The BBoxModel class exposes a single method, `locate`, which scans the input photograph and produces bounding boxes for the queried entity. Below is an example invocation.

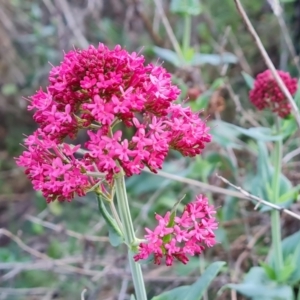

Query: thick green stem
[114,172,147,300]
[182,13,192,57]
[271,117,283,275]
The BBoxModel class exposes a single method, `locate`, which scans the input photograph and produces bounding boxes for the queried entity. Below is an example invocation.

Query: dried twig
[0,228,109,278]
[25,214,109,243]
[0,228,49,260]
[217,174,300,221]
[0,257,111,282]
[267,0,300,74]
[133,0,164,46]
[233,0,300,128]
[229,30,252,75]
[152,0,184,61]
[143,168,248,199]
[283,147,300,163]
[57,0,89,48]
[0,288,53,296]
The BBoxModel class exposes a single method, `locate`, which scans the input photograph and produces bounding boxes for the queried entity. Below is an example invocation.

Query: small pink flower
[134,194,218,266]
[16,130,91,203]
[249,69,298,118]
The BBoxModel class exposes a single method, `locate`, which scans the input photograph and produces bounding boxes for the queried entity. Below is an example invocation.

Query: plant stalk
[114,171,147,300]
[183,13,192,57]
[271,117,283,275]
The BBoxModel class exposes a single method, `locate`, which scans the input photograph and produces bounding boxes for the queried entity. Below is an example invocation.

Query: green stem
[271,117,283,275]
[182,13,192,57]
[114,172,147,300]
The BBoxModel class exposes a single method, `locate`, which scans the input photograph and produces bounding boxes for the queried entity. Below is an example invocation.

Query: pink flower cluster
[249,69,298,118]
[16,44,211,202]
[134,194,218,266]
[18,129,93,201]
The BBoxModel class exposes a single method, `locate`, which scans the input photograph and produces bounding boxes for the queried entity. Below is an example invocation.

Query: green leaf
[210,77,226,89]
[183,47,195,62]
[152,47,181,66]
[170,194,186,216]
[260,261,276,280]
[190,93,210,111]
[47,240,63,259]
[228,124,283,141]
[191,52,237,66]
[281,117,297,139]
[222,196,239,221]
[31,223,44,235]
[209,121,243,149]
[206,152,236,177]
[277,255,296,283]
[278,185,300,205]
[130,295,136,300]
[126,171,170,195]
[269,230,300,285]
[174,256,199,276]
[190,156,216,181]
[225,267,294,300]
[1,83,18,96]
[241,71,254,89]
[183,261,226,300]
[152,286,190,300]
[227,283,294,299]
[162,196,185,244]
[0,248,17,262]
[48,201,63,216]
[108,225,123,247]
[170,0,202,15]
[246,142,294,211]
[97,195,123,247]
[215,227,229,250]
[211,121,283,142]
[294,79,300,107]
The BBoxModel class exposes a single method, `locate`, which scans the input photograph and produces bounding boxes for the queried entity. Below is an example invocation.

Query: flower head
[249,69,297,118]
[16,44,211,202]
[134,194,218,266]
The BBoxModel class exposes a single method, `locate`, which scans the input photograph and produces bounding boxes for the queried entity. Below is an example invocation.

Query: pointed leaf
[97,195,123,247]
[191,52,237,66]
[225,267,294,299]
[269,230,300,284]
[242,71,254,89]
[227,283,294,299]
[259,261,276,280]
[152,286,190,300]
[183,261,226,300]
[152,47,181,66]
[294,78,300,107]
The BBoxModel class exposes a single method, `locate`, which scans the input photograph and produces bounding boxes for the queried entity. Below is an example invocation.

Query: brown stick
[217,174,300,221]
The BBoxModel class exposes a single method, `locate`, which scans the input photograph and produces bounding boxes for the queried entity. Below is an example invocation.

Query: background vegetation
[1,0,300,299]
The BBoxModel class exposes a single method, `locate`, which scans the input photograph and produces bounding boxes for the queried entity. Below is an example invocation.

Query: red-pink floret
[16,44,211,202]
[249,69,298,118]
[134,194,218,266]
